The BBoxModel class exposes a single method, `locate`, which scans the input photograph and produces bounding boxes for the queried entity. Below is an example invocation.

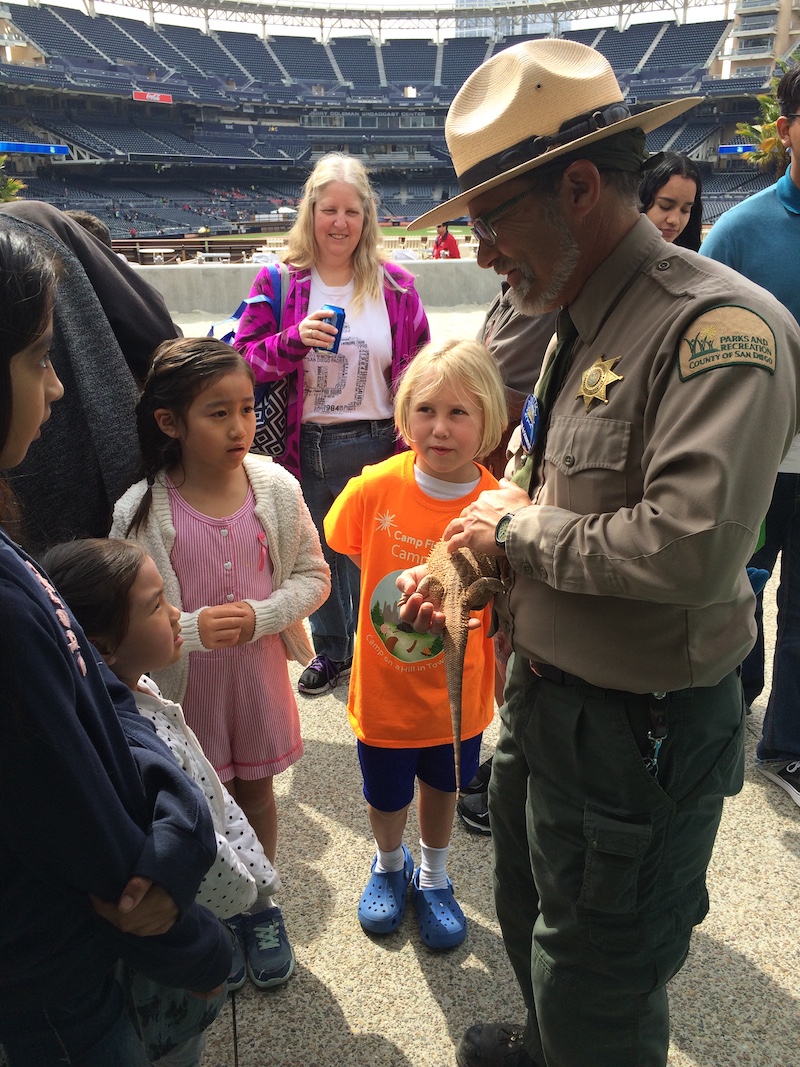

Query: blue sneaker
[224,915,247,992]
[242,905,295,989]
[413,867,467,950]
[357,844,414,934]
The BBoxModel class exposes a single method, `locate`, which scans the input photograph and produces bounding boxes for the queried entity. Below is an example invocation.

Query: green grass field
[200,224,472,242]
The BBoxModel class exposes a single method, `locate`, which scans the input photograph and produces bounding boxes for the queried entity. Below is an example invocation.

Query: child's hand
[396,565,445,635]
[232,601,256,645]
[198,604,250,648]
[90,876,178,936]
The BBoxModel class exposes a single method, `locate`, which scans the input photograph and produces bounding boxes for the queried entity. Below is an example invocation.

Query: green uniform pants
[489,655,745,1067]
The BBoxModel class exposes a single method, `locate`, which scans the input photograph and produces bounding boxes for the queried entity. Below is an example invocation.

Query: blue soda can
[321,304,345,353]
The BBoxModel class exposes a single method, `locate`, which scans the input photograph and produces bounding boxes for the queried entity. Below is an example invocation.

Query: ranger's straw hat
[410,38,701,229]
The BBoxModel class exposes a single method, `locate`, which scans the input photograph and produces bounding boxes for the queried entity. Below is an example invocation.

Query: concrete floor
[201,595,798,1067]
[170,309,799,1067]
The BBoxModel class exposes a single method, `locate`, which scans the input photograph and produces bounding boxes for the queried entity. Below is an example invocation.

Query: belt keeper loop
[644,691,669,779]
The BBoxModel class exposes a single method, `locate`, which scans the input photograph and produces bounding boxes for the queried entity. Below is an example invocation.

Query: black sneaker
[757,760,800,807]
[462,755,493,795]
[456,1023,538,1067]
[297,654,352,696]
[458,791,491,835]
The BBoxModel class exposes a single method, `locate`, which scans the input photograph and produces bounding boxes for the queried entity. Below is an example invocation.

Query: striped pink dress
[168,482,303,783]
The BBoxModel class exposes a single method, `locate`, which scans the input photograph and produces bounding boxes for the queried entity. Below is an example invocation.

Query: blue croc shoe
[413,867,467,950]
[357,844,414,934]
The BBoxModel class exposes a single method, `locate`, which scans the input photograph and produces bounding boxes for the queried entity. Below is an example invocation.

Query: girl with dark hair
[0,232,231,1065]
[639,151,703,251]
[42,537,283,1054]
[111,335,329,991]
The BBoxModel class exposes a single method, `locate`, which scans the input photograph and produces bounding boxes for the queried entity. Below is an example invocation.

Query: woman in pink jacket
[235,154,430,697]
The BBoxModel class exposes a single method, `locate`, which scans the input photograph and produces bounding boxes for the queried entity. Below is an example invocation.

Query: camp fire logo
[678,306,776,381]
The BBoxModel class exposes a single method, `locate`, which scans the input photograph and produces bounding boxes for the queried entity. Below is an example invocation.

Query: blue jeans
[300,419,396,662]
[0,974,149,1067]
[741,473,800,762]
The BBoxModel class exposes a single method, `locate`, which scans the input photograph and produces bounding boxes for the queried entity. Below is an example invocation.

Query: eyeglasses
[470,187,538,246]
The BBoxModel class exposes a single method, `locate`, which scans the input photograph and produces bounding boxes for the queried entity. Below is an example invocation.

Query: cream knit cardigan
[110,454,330,705]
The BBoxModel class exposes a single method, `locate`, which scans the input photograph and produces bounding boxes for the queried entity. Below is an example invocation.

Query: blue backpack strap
[207,262,287,345]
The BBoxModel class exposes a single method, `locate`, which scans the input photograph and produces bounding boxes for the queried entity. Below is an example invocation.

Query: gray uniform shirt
[499,216,800,692]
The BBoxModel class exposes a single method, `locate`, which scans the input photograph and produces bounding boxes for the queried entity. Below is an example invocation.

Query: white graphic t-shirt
[302,270,393,424]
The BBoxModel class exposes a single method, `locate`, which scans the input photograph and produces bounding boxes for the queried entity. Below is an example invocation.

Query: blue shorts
[358,734,483,812]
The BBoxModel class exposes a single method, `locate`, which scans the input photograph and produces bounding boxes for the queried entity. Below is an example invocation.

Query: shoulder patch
[678,305,776,381]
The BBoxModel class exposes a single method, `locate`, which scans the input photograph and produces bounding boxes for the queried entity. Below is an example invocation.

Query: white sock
[248,893,275,914]
[374,842,406,874]
[418,840,449,890]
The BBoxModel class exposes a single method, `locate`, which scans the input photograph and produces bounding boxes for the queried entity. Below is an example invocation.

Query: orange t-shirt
[324,451,498,748]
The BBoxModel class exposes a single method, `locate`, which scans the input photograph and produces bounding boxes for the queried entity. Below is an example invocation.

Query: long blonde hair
[284,153,386,311]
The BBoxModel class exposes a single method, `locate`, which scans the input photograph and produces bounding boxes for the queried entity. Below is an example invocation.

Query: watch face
[495,513,512,545]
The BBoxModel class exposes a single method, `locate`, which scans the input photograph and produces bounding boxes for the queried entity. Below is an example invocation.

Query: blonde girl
[324,338,506,950]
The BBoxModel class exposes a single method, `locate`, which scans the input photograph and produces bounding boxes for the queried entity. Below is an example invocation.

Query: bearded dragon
[415,541,503,793]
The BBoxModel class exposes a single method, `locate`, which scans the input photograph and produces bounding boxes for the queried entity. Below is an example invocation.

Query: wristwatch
[494,511,515,549]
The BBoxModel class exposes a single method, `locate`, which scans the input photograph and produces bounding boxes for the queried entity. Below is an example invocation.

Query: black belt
[530,659,671,779]
[529,660,594,687]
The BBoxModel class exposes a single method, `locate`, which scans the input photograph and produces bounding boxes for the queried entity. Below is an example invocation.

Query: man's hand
[91,877,179,936]
[198,604,251,648]
[444,481,531,556]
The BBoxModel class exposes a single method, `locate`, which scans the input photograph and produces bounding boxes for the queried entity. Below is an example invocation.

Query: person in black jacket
[0,201,180,554]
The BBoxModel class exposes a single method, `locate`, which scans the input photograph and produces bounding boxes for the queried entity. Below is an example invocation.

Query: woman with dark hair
[0,228,230,1067]
[639,151,703,251]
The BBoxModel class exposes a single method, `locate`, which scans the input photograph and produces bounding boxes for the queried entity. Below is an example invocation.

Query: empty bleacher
[35,114,117,157]
[643,20,730,71]
[0,3,778,240]
[0,63,69,89]
[493,33,548,55]
[440,37,490,91]
[330,36,381,88]
[6,3,105,61]
[595,23,663,74]
[216,30,285,85]
[561,28,604,48]
[382,38,437,86]
[268,35,335,82]
[669,120,718,152]
[50,6,162,71]
[163,24,244,81]
[112,15,201,75]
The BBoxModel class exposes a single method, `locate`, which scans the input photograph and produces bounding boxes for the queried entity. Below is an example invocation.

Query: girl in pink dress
[112,337,330,990]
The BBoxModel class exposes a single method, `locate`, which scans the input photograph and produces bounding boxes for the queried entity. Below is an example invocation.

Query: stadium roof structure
[80,0,730,33]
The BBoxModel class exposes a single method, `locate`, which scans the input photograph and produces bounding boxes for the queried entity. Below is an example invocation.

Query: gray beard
[505,205,581,316]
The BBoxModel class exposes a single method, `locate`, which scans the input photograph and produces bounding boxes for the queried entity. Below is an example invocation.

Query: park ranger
[400,38,800,1067]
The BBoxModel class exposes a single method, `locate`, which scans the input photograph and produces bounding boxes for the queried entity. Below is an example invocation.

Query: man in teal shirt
[701,64,800,807]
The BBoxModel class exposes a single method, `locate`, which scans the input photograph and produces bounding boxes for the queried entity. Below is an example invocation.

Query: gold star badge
[577,356,623,411]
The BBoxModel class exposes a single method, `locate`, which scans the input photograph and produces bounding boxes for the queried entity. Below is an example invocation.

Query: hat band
[457,101,632,192]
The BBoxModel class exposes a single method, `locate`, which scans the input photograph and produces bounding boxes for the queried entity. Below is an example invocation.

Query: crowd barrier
[132,260,500,315]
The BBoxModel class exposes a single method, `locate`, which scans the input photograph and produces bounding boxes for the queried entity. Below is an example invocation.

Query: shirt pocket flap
[545,414,631,477]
